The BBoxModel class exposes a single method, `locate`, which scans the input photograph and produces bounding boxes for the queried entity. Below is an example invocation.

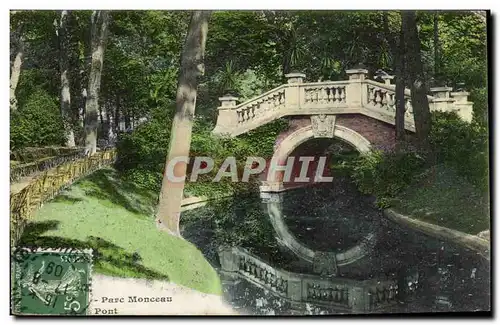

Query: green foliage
[10,90,66,150]
[429,111,489,190]
[116,100,288,196]
[122,169,163,192]
[351,149,426,201]
[391,164,489,234]
[115,106,172,173]
[470,87,488,127]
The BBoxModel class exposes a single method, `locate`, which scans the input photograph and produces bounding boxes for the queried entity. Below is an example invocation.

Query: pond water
[181,176,490,315]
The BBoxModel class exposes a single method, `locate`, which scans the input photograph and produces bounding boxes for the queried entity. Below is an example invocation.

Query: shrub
[115,106,172,173]
[351,149,426,202]
[10,90,66,150]
[122,168,163,192]
[429,111,488,190]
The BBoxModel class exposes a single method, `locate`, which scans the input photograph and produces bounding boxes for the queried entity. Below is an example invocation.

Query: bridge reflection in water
[181,179,490,315]
[218,246,402,314]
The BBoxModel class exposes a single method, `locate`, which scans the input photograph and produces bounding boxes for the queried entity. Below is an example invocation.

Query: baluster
[334,288,340,301]
[274,94,279,107]
[309,89,315,103]
[377,287,384,302]
[323,87,329,104]
[267,97,273,110]
[381,90,388,109]
[314,286,320,299]
[238,257,244,270]
[280,92,285,105]
[340,87,346,103]
[327,288,334,301]
[334,87,341,102]
[251,262,256,276]
[313,89,318,103]
[324,87,331,102]
[315,88,321,103]
[388,286,394,300]
[387,93,395,110]
[374,90,382,107]
[405,99,413,116]
[368,86,375,104]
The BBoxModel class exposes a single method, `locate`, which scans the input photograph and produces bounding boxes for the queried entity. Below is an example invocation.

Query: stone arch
[264,194,378,270]
[273,124,371,164]
[261,123,371,191]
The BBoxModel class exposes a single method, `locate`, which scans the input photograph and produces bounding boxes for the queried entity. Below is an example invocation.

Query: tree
[433,11,441,82]
[10,12,24,111]
[156,10,211,235]
[384,11,406,143]
[57,10,76,147]
[403,11,432,152]
[84,10,110,155]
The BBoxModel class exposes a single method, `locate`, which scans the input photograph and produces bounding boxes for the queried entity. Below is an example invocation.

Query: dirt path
[89,274,237,316]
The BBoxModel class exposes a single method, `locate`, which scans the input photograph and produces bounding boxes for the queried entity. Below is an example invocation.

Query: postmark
[11,247,93,315]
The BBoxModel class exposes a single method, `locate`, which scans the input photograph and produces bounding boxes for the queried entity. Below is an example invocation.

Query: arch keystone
[311,114,336,138]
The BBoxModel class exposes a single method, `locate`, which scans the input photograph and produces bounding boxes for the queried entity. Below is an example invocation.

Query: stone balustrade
[213,68,474,137]
[218,246,400,313]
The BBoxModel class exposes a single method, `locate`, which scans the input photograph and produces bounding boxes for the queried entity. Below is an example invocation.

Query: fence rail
[10,149,87,183]
[10,149,117,246]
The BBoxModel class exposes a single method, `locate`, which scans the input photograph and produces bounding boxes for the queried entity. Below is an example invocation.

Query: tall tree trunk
[114,95,120,134]
[10,25,24,111]
[123,106,131,130]
[58,10,76,147]
[395,13,407,143]
[384,12,406,144]
[106,102,114,142]
[156,10,211,235]
[433,11,440,82]
[84,10,110,156]
[403,11,432,152]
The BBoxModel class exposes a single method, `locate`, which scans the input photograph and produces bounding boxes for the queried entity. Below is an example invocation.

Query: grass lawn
[18,167,222,295]
[390,164,490,235]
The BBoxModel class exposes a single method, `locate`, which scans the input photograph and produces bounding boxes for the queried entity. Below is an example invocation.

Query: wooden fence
[10,149,117,246]
[10,149,86,183]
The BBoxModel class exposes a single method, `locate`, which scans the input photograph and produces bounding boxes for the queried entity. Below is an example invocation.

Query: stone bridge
[212,68,473,192]
[219,246,404,313]
[263,192,379,274]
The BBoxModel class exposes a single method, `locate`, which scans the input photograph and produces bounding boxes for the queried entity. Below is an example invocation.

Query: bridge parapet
[218,246,400,313]
[213,67,474,137]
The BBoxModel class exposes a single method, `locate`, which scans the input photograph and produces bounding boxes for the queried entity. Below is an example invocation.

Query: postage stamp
[11,247,93,315]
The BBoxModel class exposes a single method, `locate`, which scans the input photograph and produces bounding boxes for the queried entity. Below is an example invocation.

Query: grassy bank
[390,165,490,235]
[18,167,222,295]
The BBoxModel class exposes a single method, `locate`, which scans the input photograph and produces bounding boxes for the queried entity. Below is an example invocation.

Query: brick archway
[272,124,371,162]
[260,118,372,192]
